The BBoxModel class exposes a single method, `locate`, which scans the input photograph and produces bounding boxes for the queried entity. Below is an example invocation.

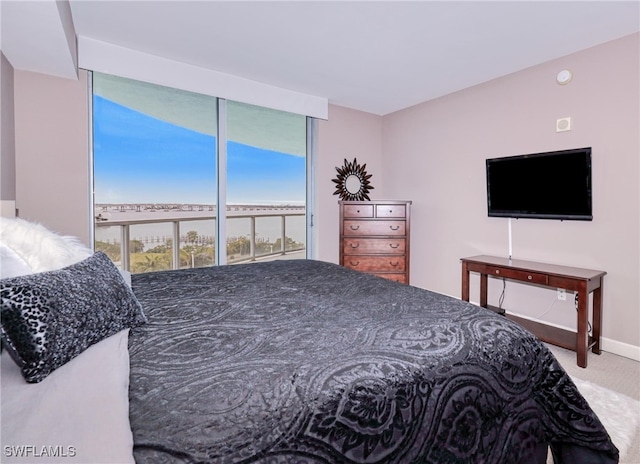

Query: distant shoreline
[96,201,303,210]
[96,203,305,222]
[96,202,305,209]
[94,203,306,245]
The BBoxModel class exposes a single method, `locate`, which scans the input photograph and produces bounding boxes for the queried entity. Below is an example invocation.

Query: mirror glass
[345,175,362,194]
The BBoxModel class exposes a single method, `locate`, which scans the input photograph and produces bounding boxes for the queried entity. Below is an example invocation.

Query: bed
[0,218,619,464]
[127,259,618,463]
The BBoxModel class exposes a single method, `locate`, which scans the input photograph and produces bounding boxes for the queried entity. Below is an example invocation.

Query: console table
[460,255,606,368]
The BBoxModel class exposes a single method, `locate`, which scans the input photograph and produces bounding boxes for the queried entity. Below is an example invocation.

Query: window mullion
[306,117,317,259]
[216,99,228,265]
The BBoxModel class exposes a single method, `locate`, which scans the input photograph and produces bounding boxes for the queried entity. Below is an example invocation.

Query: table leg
[480,274,488,308]
[462,262,470,301]
[576,282,589,368]
[592,281,603,355]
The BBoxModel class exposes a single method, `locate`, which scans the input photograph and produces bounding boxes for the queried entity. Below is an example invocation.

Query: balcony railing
[95,210,305,273]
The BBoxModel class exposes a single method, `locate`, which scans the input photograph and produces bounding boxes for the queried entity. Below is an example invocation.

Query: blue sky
[93,96,305,204]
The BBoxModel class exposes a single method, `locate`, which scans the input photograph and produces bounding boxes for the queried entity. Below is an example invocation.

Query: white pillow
[0,218,92,273]
[0,244,33,279]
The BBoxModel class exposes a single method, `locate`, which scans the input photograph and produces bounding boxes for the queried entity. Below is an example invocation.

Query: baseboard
[601,338,640,362]
[463,299,640,363]
[507,312,640,362]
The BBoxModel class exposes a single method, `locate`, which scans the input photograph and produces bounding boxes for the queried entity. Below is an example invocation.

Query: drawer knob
[495,270,500,275]
[390,225,400,231]
[350,225,360,230]
[350,260,360,266]
[528,275,532,280]
[389,243,399,249]
[350,243,360,248]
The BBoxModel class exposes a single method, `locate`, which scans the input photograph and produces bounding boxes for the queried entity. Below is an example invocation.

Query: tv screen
[486,147,592,221]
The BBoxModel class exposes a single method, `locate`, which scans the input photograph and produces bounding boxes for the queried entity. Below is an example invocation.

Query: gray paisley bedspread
[129,259,618,464]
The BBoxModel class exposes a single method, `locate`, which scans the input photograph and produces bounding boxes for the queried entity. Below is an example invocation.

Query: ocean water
[94,204,306,250]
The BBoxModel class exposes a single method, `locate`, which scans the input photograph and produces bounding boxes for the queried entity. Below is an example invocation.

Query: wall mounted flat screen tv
[486,147,592,221]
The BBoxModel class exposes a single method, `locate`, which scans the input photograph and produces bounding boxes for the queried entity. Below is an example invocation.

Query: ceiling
[2,1,639,115]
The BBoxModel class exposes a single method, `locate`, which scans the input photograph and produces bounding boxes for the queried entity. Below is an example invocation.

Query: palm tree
[186,230,199,244]
[134,254,170,273]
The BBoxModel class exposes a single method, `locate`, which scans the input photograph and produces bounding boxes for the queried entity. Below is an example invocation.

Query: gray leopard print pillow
[0,251,147,383]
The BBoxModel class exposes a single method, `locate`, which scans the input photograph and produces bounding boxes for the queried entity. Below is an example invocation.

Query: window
[92,73,309,272]
[225,101,307,263]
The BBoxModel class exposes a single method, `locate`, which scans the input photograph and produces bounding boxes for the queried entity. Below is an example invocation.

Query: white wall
[315,105,383,263]
[10,34,639,358]
[1,52,16,203]
[13,70,91,243]
[382,34,640,356]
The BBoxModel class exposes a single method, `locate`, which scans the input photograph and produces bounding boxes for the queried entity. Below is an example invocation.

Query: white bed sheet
[1,330,135,463]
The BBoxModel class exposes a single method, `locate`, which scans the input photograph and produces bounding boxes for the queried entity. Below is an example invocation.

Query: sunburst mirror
[332,158,374,201]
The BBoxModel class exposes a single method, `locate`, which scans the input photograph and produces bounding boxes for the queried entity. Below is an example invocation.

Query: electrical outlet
[557,288,566,301]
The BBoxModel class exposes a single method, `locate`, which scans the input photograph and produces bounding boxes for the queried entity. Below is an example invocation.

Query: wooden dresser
[339,200,412,284]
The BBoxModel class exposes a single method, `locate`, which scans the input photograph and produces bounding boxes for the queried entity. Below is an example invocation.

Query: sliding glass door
[91,72,308,272]
[225,101,307,263]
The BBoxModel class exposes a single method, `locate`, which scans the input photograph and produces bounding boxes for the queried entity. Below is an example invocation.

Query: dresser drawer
[373,273,407,284]
[485,265,548,285]
[343,238,406,255]
[375,204,406,218]
[343,204,374,218]
[343,256,406,272]
[343,220,406,236]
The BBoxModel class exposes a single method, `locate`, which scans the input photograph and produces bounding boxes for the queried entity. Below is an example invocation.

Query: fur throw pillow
[0,218,92,274]
[0,244,33,279]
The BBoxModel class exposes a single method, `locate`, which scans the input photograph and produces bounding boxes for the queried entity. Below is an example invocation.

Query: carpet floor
[546,345,640,464]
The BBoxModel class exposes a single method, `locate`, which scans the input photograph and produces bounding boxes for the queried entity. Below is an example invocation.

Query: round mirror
[332,158,374,201]
[345,174,362,194]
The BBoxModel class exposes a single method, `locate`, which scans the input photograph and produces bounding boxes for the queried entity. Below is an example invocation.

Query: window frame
[88,71,316,269]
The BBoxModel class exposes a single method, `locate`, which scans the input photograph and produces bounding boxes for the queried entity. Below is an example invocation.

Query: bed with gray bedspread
[128,259,618,464]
